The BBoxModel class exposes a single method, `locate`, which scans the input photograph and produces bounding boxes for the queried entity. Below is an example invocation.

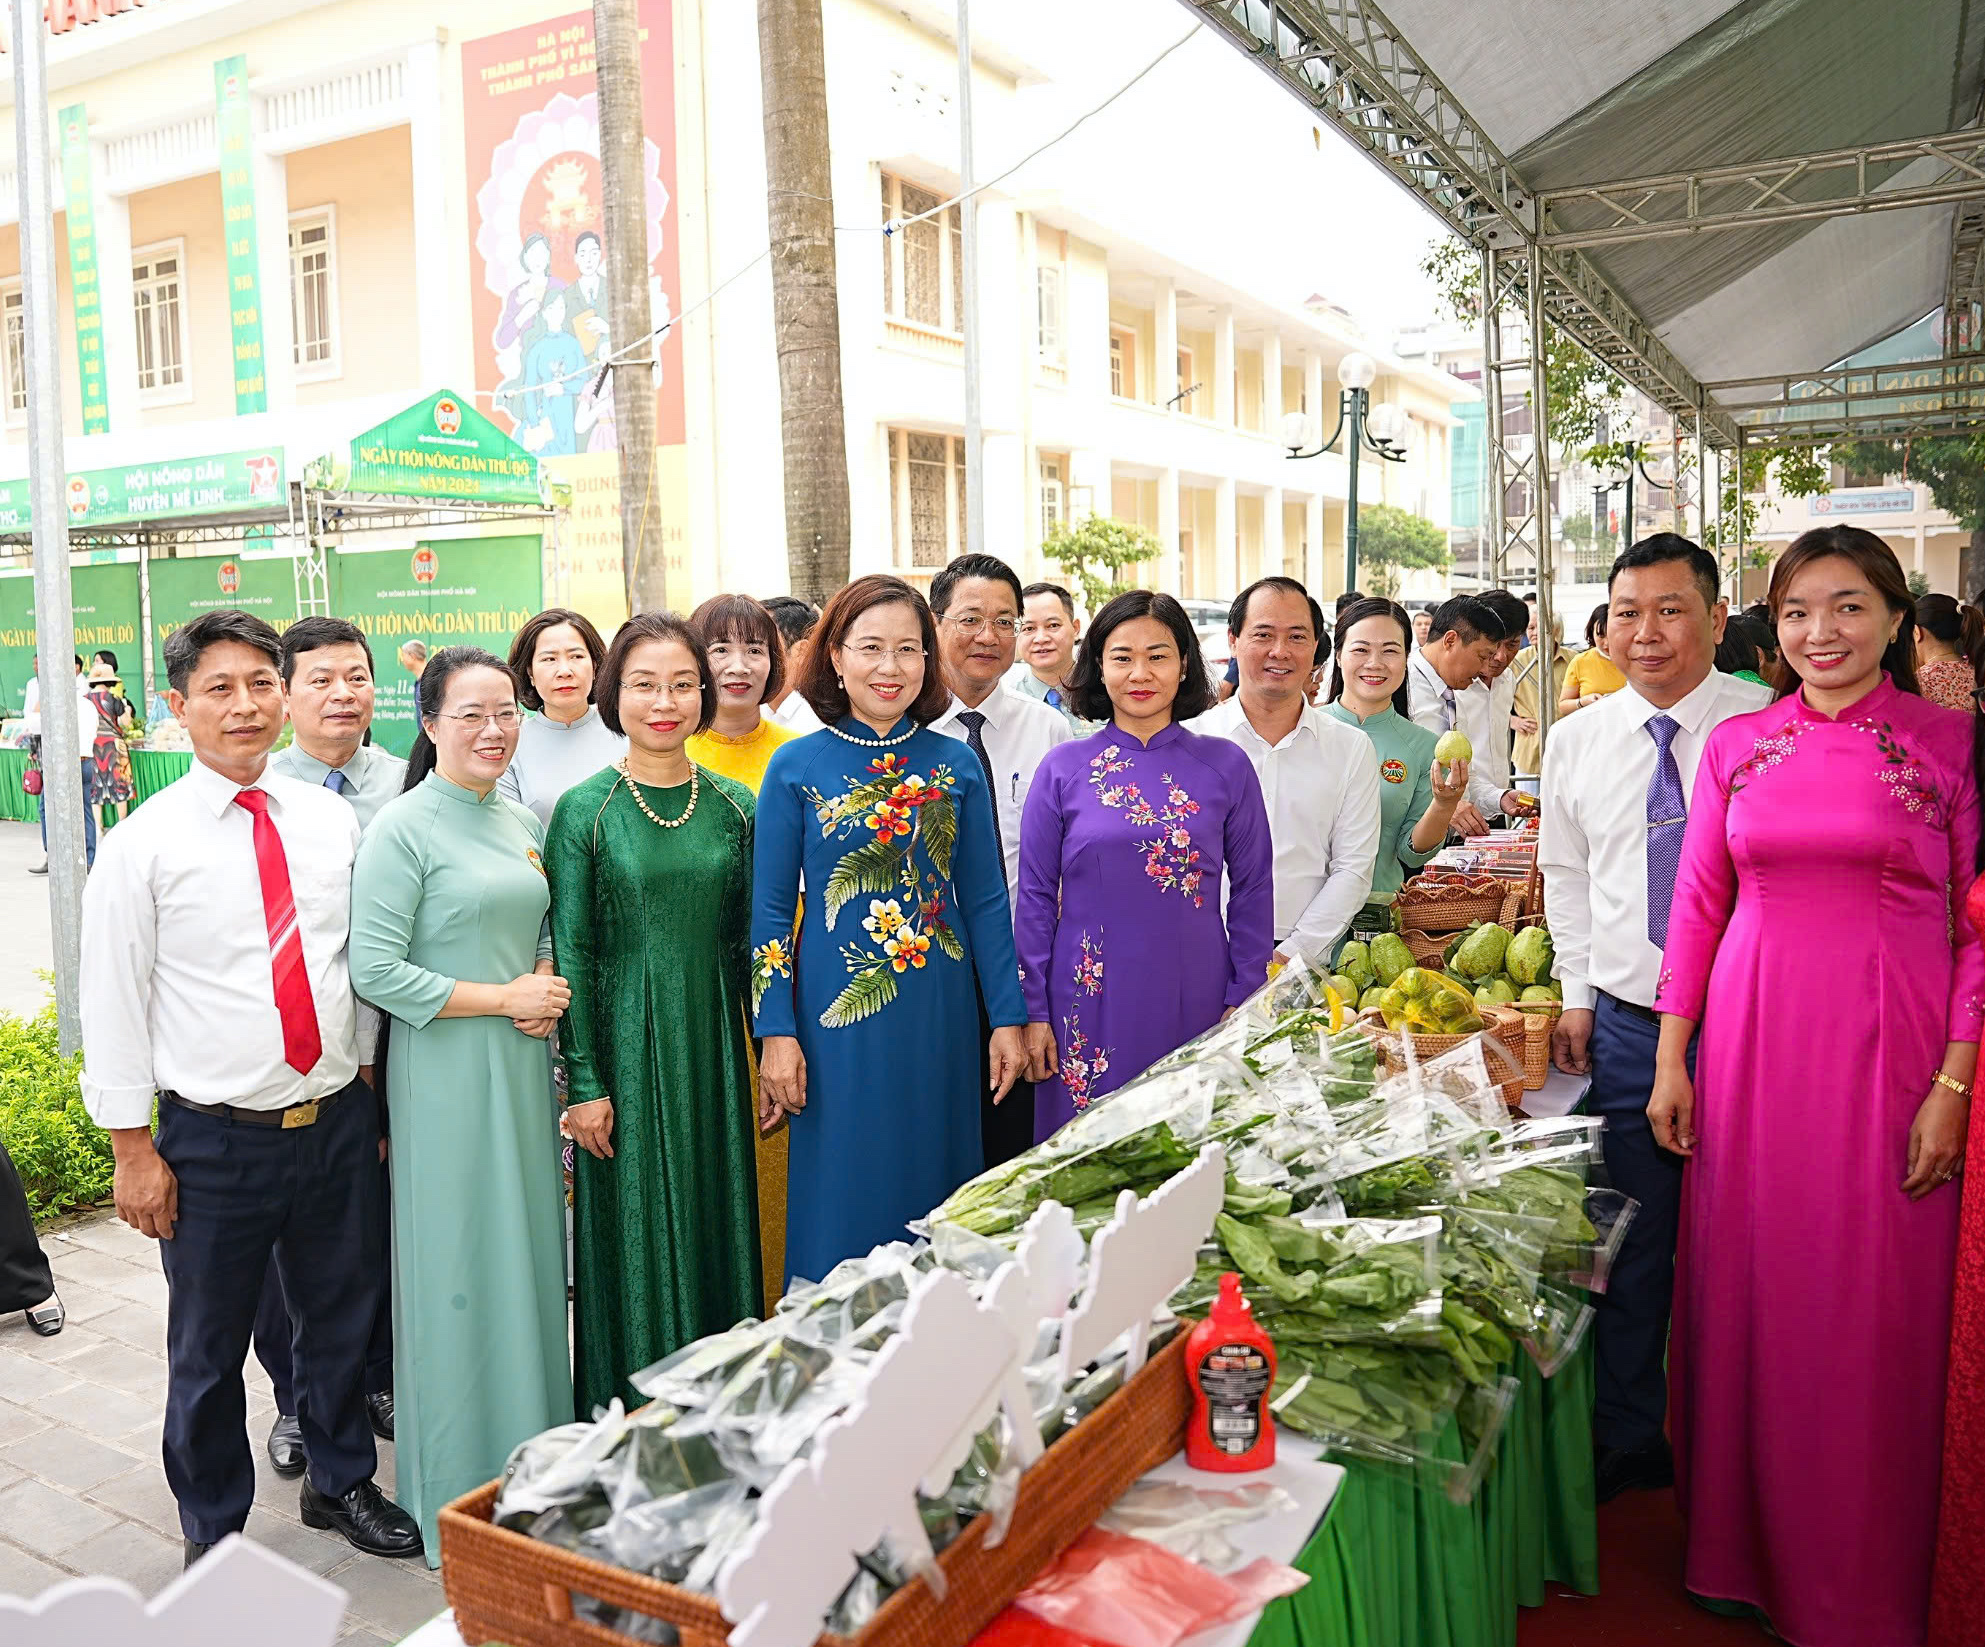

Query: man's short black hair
[930,553,1023,616]
[1228,577,1330,669]
[165,610,282,694]
[1335,590,1364,616]
[1427,594,1504,647]
[1609,532,1721,611]
[280,616,376,685]
[762,596,819,648]
[1022,581,1076,619]
[1478,588,1529,639]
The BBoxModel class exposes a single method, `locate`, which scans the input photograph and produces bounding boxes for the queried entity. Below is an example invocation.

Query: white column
[1304,349,1325,437]
[405,39,453,391]
[1916,519,1927,575]
[1154,276,1176,410]
[1262,331,1282,430]
[1214,476,1237,595]
[1306,492,1325,591]
[246,116,296,414]
[89,164,138,429]
[1264,484,1284,577]
[1213,306,1234,427]
[1158,465,1181,592]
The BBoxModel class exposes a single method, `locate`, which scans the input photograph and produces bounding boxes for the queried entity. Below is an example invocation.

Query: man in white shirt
[79,610,421,1569]
[929,554,1073,1167]
[1455,589,1535,826]
[1011,580,1086,727]
[25,654,101,875]
[1407,595,1507,836]
[763,595,824,734]
[1540,534,1772,1504]
[255,617,408,1479]
[1189,577,1381,965]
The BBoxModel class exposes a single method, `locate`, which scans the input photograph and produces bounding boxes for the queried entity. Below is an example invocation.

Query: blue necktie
[324,769,349,796]
[1045,687,1063,710]
[1440,688,1456,732]
[956,710,1004,869]
[1645,714,1686,946]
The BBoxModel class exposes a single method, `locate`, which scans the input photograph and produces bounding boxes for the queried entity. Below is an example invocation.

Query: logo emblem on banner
[434,398,463,436]
[1380,758,1407,786]
[245,454,281,502]
[65,477,90,521]
[218,561,241,595]
[412,548,439,585]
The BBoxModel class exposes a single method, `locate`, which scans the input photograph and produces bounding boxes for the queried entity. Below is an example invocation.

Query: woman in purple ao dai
[1015,591,1275,1141]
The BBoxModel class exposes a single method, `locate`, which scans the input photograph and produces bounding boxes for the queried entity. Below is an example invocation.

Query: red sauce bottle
[1184,1272,1277,1472]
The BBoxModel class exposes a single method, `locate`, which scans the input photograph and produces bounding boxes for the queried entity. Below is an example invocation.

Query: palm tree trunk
[758,0,851,601]
[593,0,665,613]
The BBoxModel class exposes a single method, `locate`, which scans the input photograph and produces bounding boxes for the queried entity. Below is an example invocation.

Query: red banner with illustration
[461,3,686,459]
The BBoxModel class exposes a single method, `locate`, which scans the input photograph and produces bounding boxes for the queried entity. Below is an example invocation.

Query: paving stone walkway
[0,1207,447,1641]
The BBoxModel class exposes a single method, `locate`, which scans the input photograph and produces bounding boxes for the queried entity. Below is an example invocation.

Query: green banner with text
[309,390,543,507]
[0,448,285,532]
[146,554,302,692]
[214,56,268,414]
[56,105,109,434]
[330,536,543,754]
[0,565,143,715]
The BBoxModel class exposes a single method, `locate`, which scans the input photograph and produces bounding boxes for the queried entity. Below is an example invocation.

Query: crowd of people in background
[0,524,1982,1646]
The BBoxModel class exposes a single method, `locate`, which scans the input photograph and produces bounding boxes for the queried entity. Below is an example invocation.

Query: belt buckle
[281,1101,320,1130]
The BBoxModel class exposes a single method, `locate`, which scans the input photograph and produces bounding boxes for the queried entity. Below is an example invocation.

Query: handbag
[21,732,40,796]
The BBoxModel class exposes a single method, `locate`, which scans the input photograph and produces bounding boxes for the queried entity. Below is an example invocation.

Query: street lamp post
[1280,351,1407,593]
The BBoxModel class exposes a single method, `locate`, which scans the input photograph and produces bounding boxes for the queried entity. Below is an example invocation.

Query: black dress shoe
[299,1477,423,1559]
[183,1538,213,1570]
[24,1293,63,1337]
[1595,1439,1675,1503]
[266,1413,306,1478]
[366,1389,395,1441]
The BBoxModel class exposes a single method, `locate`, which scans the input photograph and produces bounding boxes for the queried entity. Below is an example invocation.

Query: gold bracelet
[1933,1071,1973,1100]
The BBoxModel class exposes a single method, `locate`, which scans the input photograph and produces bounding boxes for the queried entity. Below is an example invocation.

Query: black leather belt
[161,1089,339,1130]
[1600,992,1658,1025]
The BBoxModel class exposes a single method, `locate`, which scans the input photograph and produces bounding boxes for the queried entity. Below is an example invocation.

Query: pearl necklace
[829,718,917,748]
[617,758,699,829]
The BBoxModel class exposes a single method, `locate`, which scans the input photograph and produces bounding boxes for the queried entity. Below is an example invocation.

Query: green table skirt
[0,746,192,825]
[1249,1341,1597,1647]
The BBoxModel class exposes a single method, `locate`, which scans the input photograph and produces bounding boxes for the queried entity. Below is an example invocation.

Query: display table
[0,745,191,827]
[391,1342,1594,1647]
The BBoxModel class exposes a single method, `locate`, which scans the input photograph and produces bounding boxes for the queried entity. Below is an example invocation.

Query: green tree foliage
[1355,503,1451,598]
[1834,436,1985,528]
[1908,570,1933,599]
[0,998,113,1224]
[1041,516,1165,616]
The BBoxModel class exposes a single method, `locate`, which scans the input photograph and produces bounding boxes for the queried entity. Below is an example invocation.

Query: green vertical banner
[146,555,301,691]
[0,565,142,715]
[214,56,267,414]
[56,106,109,435]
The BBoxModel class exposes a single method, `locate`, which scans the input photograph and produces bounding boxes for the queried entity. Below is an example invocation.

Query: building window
[132,242,187,399]
[1040,456,1065,540]
[889,428,967,567]
[1110,327,1137,399]
[1,287,24,422]
[289,209,339,377]
[881,172,962,334]
[1037,265,1063,360]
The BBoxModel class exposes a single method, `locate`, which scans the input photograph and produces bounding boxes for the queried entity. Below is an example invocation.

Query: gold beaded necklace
[616,757,699,829]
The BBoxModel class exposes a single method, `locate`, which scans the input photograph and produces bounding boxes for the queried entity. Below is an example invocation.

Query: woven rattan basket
[1510,1003,1560,1090]
[440,1333,1192,1647]
[1393,885,1507,932]
[1358,1007,1528,1107]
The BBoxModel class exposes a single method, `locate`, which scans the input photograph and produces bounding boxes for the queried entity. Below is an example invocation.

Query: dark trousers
[1588,993,1695,1454]
[978,992,1034,1170]
[37,764,97,867]
[251,1155,394,1415]
[0,1139,55,1315]
[155,1080,383,1543]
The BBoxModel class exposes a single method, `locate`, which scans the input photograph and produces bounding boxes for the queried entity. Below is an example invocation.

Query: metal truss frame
[1186,0,1736,444]
[1536,127,1985,250]
[1708,353,1985,447]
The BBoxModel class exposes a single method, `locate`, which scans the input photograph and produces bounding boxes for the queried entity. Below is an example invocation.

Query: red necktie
[234,789,324,1076]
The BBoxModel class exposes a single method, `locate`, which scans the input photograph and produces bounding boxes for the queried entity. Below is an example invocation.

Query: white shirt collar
[1409,650,1456,698]
[185,754,274,819]
[1609,669,1730,737]
[1205,692,1322,751]
[939,686,1011,730]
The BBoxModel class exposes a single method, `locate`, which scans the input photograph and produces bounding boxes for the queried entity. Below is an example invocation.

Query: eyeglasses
[944,615,1019,636]
[842,643,927,664]
[436,709,521,731]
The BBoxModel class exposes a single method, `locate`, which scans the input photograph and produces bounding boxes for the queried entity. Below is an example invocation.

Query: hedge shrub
[0,999,112,1224]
